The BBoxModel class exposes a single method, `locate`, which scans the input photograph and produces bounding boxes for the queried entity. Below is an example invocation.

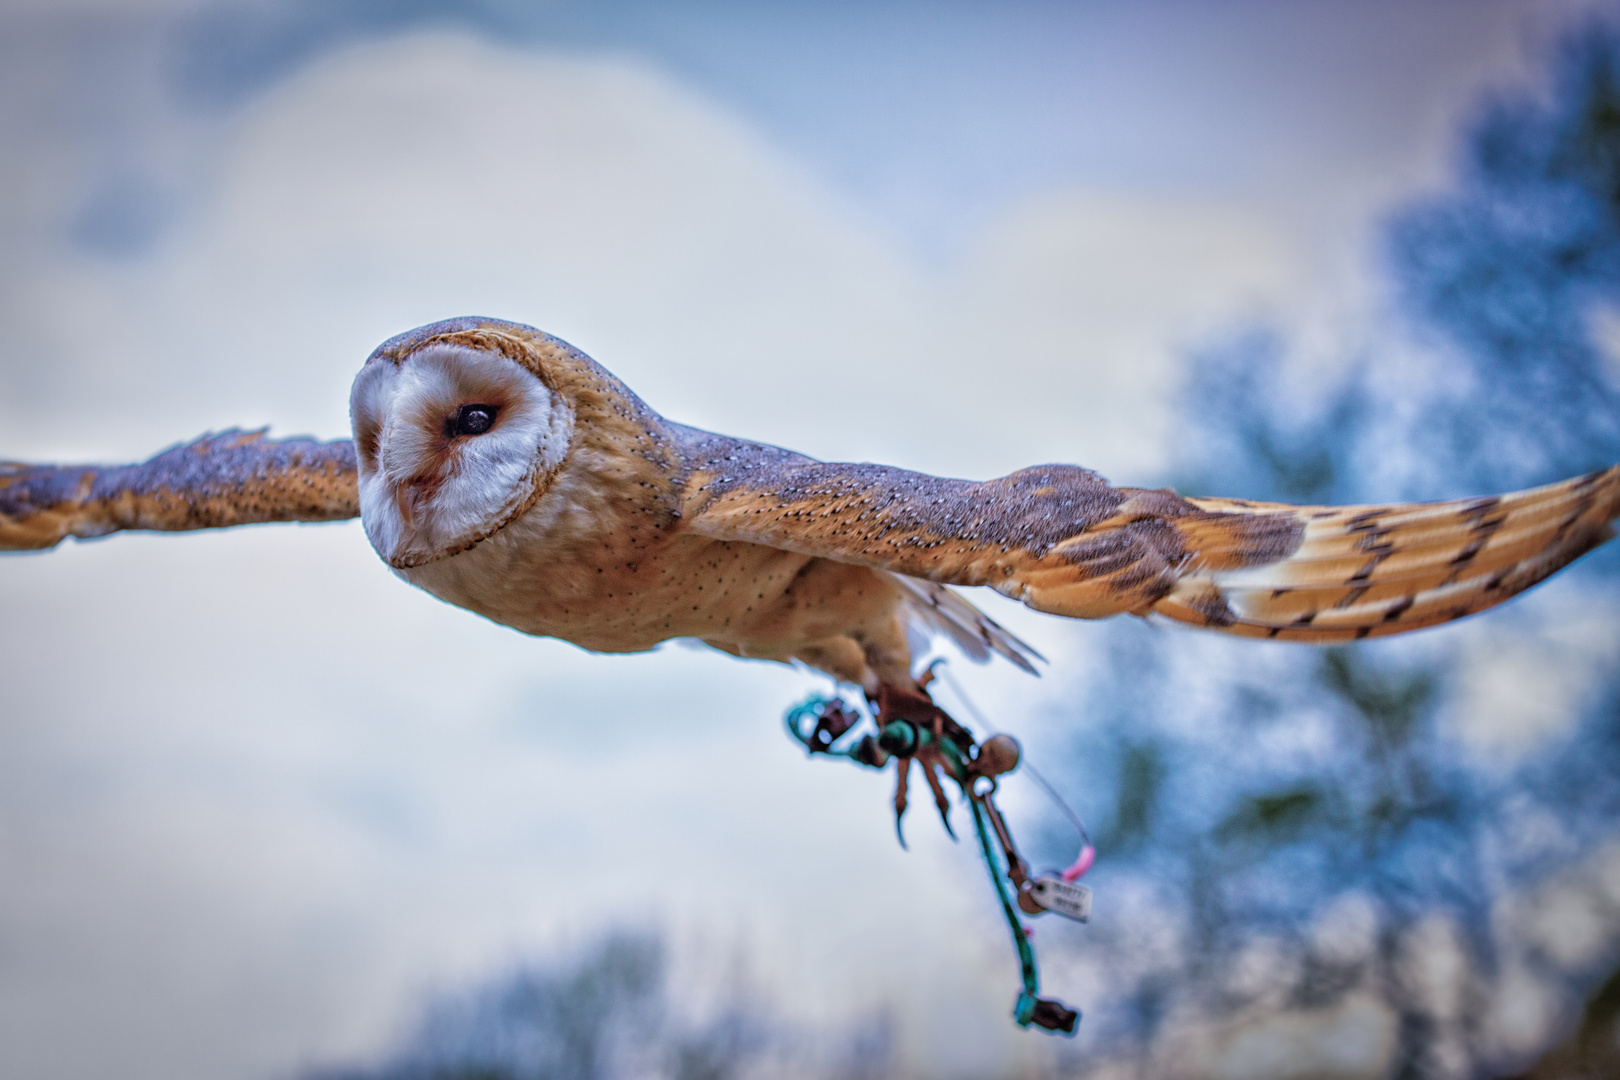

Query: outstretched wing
[0,430,359,551]
[674,426,1620,642]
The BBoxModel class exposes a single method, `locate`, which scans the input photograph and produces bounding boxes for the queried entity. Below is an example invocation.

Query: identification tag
[1028,877,1091,922]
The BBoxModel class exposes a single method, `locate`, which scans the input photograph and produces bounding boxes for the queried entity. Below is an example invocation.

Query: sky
[0,2,1612,1079]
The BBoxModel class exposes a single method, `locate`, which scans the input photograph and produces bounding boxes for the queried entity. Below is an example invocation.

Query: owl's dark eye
[454,404,498,436]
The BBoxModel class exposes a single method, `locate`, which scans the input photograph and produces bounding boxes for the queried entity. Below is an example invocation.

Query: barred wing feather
[1154,466,1620,641]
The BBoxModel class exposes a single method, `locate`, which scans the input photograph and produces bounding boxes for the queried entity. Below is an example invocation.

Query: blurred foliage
[1387,22,1620,493]
[1035,15,1620,1080]
[1180,21,1620,507]
[1511,962,1620,1079]
[305,930,886,1080]
[1177,328,1369,505]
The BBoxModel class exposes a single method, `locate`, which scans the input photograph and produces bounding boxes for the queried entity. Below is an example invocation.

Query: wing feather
[885,571,1044,674]
[0,429,359,551]
[675,423,1620,642]
[1164,466,1620,640]
[673,425,1293,619]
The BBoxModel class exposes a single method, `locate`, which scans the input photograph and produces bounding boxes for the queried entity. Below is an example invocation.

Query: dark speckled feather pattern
[0,430,357,550]
[672,424,1305,621]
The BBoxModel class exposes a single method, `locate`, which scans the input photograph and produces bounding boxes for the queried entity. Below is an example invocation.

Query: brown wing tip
[1153,464,1620,642]
[0,463,88,550]
[0,433,360,551]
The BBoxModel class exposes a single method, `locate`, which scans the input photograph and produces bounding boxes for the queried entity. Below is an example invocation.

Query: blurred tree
[302,930,863,1080]
[1509,962,1620,1079]
[1037,15,1620,1080]
[309,932,667,1080]
[1387,20,1620,494]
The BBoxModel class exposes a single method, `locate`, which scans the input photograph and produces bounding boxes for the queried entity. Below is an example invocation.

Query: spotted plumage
[2,317,1616,692]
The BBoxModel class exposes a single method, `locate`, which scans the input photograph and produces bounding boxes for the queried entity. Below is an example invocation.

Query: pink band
[1060,845,1095,882]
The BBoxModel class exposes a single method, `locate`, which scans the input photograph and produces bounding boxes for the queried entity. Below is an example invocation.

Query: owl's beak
[395,483,417,531]
[394,473,443,533]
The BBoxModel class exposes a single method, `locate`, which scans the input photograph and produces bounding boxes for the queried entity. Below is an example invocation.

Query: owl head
[348,318,577,569]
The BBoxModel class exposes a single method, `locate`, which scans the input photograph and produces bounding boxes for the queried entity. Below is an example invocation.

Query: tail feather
[1153,465,1620,642]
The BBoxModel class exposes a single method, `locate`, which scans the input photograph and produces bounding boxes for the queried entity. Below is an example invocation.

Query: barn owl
[4,316,1619,818]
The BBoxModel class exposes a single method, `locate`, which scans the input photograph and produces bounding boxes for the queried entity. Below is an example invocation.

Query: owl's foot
[869,683,972,845]
[780,685,1088,1037]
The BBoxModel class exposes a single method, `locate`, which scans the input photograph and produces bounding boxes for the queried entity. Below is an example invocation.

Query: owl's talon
[922,755,956,839]
[893,756,911,850]
[917,658,945,690]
